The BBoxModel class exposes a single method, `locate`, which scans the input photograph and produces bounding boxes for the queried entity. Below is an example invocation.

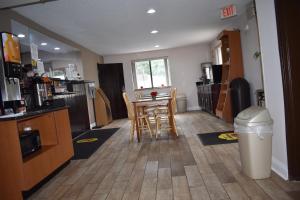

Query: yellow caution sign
[76,138,98,144]
[218,132,238,141]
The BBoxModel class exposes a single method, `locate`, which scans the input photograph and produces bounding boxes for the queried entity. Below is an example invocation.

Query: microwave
[19,129,41,158]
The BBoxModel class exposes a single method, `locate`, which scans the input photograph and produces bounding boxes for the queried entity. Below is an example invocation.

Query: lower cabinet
[197,84,221,114]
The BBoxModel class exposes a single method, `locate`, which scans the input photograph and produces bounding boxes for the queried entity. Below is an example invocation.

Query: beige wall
[104,43,211,111]
[0,9,103,126]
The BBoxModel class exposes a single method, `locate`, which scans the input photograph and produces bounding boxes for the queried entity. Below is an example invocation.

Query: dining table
[131,95,177,142]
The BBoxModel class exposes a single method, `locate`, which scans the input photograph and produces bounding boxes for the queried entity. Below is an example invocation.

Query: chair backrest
[134,91,143,99]
[170,88,177,113]
[122,92,135,120]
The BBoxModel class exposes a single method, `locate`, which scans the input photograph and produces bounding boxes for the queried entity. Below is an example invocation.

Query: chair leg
[173,116,178,136]
[130,120,135,142]
[156,117,161,139]
[145,117,153,138]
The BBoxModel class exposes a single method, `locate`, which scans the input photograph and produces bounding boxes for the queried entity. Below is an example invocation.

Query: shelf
[221,84,228,91]
[220,90,227,95]
[215,30,244,123]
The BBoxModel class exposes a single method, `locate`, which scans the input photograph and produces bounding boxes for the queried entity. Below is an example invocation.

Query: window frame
[132,57,171,89]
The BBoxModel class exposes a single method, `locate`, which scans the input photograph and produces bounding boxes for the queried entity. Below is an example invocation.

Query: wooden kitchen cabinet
[0,108,73,200]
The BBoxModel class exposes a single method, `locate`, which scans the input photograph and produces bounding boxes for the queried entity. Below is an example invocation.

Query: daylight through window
[132,58,170,89]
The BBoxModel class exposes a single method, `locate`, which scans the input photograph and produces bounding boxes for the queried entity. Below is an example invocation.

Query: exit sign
[220,4,237,19]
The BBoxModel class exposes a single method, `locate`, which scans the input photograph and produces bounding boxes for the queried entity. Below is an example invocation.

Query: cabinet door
[54,109,74,160]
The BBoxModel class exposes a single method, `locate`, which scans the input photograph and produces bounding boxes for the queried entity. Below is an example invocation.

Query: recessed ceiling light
[17,34,25,38]
[151,30,159,34]
[54,47,60,50]
[154,45,160,48]
[41,42,47,46]
[147,9,156,14]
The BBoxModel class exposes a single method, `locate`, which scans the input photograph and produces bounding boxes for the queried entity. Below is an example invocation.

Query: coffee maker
[0,32,23,115]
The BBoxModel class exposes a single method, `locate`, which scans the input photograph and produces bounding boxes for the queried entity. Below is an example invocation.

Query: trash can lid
[234,106,273,126]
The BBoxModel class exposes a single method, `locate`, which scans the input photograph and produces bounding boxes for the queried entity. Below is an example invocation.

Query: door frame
[274,0,300,180]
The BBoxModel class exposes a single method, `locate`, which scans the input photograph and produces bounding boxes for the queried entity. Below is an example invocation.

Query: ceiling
[0,0,58,9]
[13,0,251,55]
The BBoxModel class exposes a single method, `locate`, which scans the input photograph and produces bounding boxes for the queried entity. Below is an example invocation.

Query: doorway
[97,63,127,119]
[275,0,300,180]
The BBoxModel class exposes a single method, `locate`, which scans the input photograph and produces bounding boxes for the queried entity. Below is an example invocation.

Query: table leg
[133,103,141,142]
[168,99,177,138]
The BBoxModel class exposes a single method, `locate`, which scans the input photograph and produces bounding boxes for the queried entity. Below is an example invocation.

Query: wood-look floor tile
[156,189,173,200]
[157,168,172,190]
[76,183,99,200]
[172,176,191,200]
[223,182,249,200]
[184,165,204,187]
[201,173,229,200]
[190,186,211,200]
[171,151,185,177]
[233,172,271,200]
[210,162,236,183]
[256,179,293,200]
[144,161,158,179]
[122,191,139,200]
[91,193,108,200]
[106,181,128,200]
[27,112,298,200]
[139,178,157,200]
[270,172,300,192]
[286,190,300,200]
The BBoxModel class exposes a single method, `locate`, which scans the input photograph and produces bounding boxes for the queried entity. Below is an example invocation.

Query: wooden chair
[155,88,178,138]
[122,92,153,142]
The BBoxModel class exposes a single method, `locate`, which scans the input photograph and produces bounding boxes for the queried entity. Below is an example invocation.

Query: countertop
[0,106,68,121]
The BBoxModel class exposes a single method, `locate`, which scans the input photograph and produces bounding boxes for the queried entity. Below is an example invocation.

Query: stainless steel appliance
[0,32,22,114]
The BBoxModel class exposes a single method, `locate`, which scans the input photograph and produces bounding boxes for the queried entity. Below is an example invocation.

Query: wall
[104,43,211,111]
[256,1,288,180]
[238,10,264,105]
[0,9,103,126]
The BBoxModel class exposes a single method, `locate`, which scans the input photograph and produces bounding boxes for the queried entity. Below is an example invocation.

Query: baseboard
[272,156,289,180]
[90,122,96,129]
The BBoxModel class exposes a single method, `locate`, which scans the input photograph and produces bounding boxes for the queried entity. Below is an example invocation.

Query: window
[132,57,170,89]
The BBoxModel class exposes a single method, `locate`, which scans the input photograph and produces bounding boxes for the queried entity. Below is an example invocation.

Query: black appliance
[19,129,41,158]
[230,78,251,118]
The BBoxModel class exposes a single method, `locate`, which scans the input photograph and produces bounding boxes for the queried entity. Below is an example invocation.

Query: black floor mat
[72,128,119,160]
[197,131,237,146]
[72,129,89,139]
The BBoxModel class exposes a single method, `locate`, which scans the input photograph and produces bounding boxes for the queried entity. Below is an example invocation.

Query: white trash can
[176,94,187,113]
[234,106,273,179]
